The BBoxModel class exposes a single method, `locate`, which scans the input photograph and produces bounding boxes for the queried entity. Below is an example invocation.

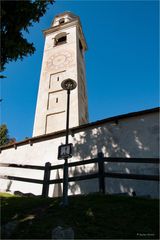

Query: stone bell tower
[33,12,88,136]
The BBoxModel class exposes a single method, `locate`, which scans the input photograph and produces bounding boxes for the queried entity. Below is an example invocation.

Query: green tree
[0,124,16,147]
[1,0,55,71]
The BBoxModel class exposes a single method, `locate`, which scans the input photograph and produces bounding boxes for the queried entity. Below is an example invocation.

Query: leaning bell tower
[33,12,88,136]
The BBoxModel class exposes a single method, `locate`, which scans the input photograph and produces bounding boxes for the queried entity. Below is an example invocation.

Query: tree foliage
[0,124,16,147]
[1,0,54,71]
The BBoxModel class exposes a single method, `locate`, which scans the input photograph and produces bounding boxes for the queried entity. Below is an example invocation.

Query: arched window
[54,32,67,46]
[59,18,65,24]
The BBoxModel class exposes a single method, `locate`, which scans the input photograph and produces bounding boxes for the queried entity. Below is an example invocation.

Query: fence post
[42,162,51,197]
[98,152,105,194]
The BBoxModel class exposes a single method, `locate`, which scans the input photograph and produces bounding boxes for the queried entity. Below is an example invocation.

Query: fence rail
[0,154,159,197]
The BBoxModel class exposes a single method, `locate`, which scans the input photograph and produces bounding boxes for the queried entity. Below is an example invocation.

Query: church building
[0,12,159,198]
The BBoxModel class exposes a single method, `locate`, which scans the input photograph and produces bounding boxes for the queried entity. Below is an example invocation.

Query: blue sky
[1,0,159,141]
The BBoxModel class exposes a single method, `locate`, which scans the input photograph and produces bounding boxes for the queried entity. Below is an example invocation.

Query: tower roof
[54,11,78,19]
[51,11,79,27]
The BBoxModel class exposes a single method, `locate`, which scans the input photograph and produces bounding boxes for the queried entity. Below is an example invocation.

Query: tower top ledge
[43,11,87,50]
[51,11,79,27]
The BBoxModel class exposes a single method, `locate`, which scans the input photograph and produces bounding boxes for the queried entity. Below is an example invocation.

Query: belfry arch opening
[59,18,65,24]
[79,39,83,55]
[54,32,67,46]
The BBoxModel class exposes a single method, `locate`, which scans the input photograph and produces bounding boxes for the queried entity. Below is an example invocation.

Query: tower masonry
[33,12,88,136]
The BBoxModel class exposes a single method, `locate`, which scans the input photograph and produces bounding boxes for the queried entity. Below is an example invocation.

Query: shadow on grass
[1,193,159,239]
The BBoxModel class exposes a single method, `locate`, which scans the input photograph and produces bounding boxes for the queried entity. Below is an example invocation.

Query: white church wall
[0,110,159,198]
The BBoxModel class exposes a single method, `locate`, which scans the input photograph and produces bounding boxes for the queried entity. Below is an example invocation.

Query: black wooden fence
[0,153,159,197]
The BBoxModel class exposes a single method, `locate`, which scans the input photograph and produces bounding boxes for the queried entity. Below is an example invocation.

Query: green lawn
[1,192,159,239]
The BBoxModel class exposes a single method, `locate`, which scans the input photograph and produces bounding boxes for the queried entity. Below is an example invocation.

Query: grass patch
[0,192,16,198]
[1,192,159,239]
